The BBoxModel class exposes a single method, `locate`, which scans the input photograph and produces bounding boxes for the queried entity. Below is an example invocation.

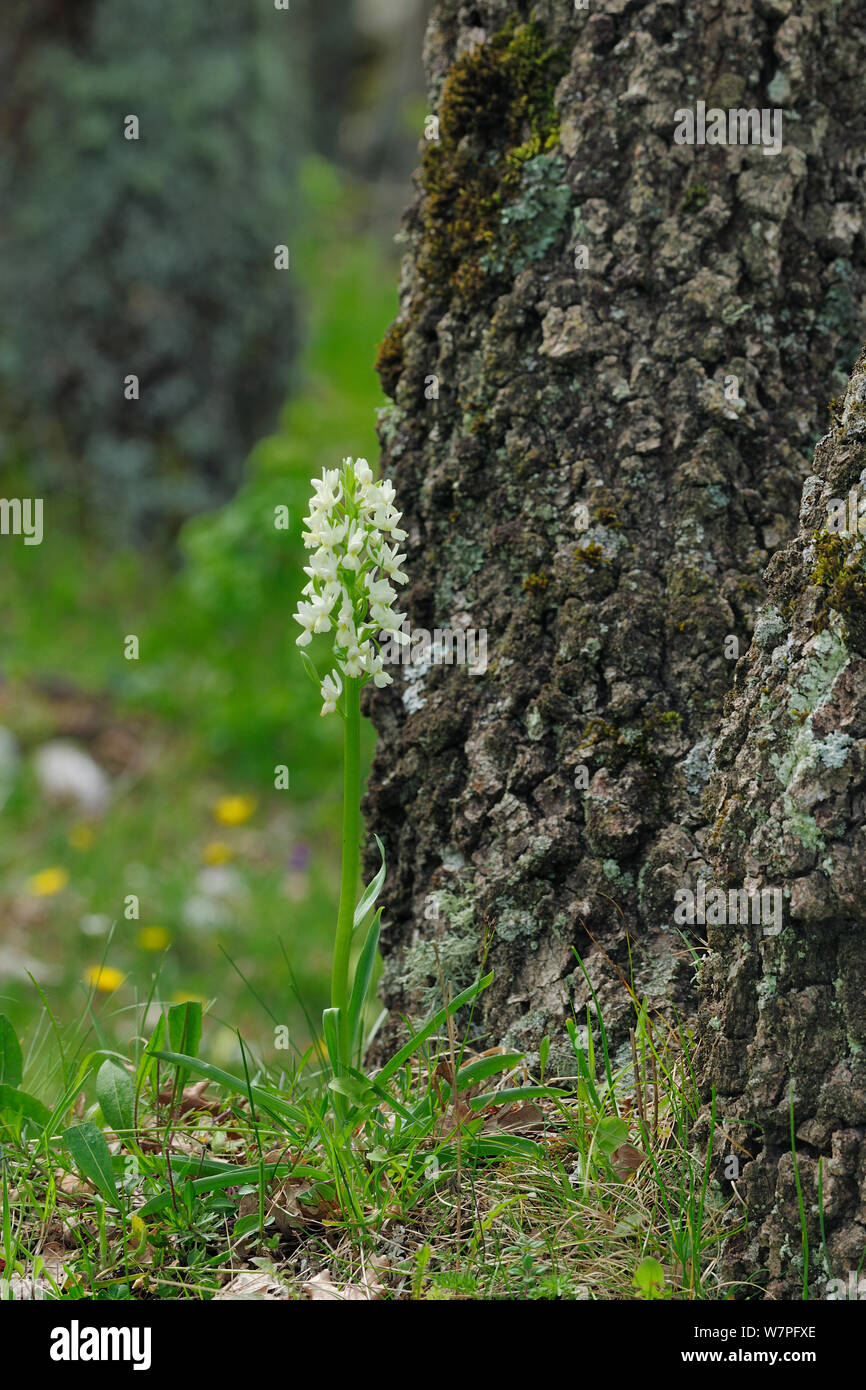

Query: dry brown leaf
[433,1059,455,1087]
[482,1100,546,1133]
[39,1243,70,1285]
[165,1133,209,1159]
[303,1267,382,1302]
[216,1268,288,1300]
[57,1171,91,1197]
[4,1245,70,1300]
[612,1142,648,1180]
[363,1256,389,1296]
[266,1178,318,1236]
[236,1192,259,1221]
[431,1096,473,1144]
[156,1079,221,1117]
[263,1146,293,1166]
[3,1272,49,1300]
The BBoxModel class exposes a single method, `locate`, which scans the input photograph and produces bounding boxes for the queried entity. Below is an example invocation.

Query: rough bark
[696,346,866,1299]
[365,0,866,1070]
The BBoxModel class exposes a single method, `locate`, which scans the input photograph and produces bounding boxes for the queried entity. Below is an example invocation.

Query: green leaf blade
[96,1059,135,1134]
[467,1084,565,1111]
[456,1053,524,1090]
[0,1084,50,1129]
[594,1114,630,1156]
[353,835,387,932]
[347,909,381,1060]
[168,1000,202,1058]
[376,973,494,1086]
[0,1015,23,1089]
[62,1120,118,1202]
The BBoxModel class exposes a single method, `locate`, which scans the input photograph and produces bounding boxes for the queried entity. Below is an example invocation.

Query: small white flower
[365,649,393,688]
[293,599,319,646]
[372,509,408,541]
[317,518,348,550]
[312,469,342,509]
[320,670,342,716]
[340,524,366,572]
[371,602,404,632]
[343,647,365,678]
[308,589,337,631]
[365,480,396,510]
[379,542,409,583]
[365,574,397,606]
[336,600,356,647]
[304,548,340,584]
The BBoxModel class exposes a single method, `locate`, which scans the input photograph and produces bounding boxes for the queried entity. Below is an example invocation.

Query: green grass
[0,972,742,1301]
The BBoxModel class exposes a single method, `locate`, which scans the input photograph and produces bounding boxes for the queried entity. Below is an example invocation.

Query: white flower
[365,480,396,510]
[320,670,342,717]
[304,548,340,584]
[379,542,409,583]
[340,524,366,572]
[365,648,393,688]
[293,599,320,646]
[335,599,356,647]
[309,589,337,627]
[294,458,409,714]
[374,511,407,541]
[317,518,348,550]
[365,574,397,606]
[343,646,365,678]
[371,602,404,632]
[312,469,342,509]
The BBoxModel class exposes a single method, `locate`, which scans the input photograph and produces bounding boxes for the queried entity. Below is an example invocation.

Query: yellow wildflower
[213,795,256,827]
[84,965,124,993]
[28,866,69,896]
[137,926,171,951]
[202,840,234,865]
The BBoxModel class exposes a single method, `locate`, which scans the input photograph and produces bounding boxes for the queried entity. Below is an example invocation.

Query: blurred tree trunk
[365,0,866,1072]
[0,0,307,541]
[0,0,384,543]
[696,344,866,1298]
[301,0,361,161]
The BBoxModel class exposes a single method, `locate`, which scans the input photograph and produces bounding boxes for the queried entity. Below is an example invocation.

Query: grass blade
[377,973,493,1086]
[151,1050,304,1127]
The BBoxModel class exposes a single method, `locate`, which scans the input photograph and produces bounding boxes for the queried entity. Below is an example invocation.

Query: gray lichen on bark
[697,345,866,1298]
[364,0,866,1080]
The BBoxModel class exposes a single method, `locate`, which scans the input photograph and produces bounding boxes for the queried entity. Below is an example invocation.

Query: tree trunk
[696,344,866,1299]
[365,0,866,1071]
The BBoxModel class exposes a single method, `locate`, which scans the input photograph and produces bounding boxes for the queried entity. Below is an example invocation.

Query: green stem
[332,676,361,1064]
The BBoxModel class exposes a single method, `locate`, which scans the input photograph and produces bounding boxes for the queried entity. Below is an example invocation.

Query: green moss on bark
[375,318,407,399]
[810,530,866,648]
[418,19,568,301]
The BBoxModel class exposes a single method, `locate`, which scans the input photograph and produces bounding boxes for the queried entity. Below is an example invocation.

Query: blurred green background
[0,0,427,1066]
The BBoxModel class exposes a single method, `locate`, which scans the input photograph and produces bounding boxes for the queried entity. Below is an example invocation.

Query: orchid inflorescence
[294,458,409,715]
